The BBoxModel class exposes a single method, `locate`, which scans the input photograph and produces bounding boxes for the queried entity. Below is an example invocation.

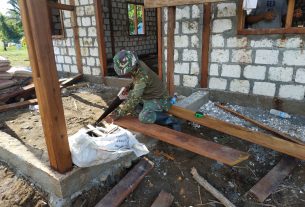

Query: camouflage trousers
[138,98,171,124]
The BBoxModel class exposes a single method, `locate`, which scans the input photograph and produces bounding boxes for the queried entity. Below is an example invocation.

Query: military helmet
[113,50,139,76]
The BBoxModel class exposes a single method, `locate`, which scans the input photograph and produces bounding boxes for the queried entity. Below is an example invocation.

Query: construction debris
[151,190,174,207]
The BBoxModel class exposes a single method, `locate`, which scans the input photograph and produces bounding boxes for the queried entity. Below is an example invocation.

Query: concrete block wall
[209,0,305,101]
[162,5,204,88]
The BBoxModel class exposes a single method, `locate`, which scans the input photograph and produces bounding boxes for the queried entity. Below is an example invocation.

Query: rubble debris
[95,158,154,207]
[151,190,174,207]
[191,167,236,207]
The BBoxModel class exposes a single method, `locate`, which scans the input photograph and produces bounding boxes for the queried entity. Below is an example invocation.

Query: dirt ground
[1,82,305,207]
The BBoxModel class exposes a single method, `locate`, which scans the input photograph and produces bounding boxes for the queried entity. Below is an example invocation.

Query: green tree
[0,13,22,50]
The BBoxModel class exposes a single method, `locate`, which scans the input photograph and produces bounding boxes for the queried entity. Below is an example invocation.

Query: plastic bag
[68,125,149,167]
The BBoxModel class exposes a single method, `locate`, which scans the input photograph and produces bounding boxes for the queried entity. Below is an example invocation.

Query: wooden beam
[107,0,115,57]
[115,117,249,166]
[133,4,138,35]
[169,106,305,160]
[19,0,72,173]
[201,3,211,88]
[157,8,163,80]
[70,0,83,74]
[167,6,175,96]
[60,74,82,88]
[285,0,295,28]
[94,0,107,77]
[144,0,225,8]
[0,83,35,102]
[0,98,37,113]
[248,157,297,202]
[95,158,154,207]
[215,103,304,145]
[47,1,74,11]
[151,190,174,207]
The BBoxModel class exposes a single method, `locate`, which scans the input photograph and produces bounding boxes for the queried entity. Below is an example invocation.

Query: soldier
[107,50,181,131]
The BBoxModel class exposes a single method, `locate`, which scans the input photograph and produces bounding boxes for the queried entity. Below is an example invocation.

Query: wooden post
[157,8,163,80]
[201,3,211,88]
[166,6,175,96]
[19,0,72,173]
[94,0,108,77]
[285,0,295,28]
[107,0,115,57]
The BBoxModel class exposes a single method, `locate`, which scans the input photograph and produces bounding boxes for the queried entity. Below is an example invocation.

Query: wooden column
[157,7,163,80]
[94,0,107,77]
[166,6,175,96]
[19,0,72,173]
[107,0,115,57]
[201,3,211,88]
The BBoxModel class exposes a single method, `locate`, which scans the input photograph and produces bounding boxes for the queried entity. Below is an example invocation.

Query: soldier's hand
[294,8,303,18]
[105,115,114,124]
[264,11,276,21]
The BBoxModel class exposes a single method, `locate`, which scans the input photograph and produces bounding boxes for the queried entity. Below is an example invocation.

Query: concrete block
[164,49,178,61]
[253,82,276,97]
[250,39,273,48]
[176,90,209,111]
[230,79,250,94]
[174,74,180,86]
[64,56,72,64]
[283,50,305,66]
[192,5,201,18]
[89,48,99,57]
[217,3,236,17]
[70,65,78,73]
[244,65,266,80]
[209,77,227,90]
[232,49,252,63]
[84,5,95,16]
[175,35,189,48]
[212,35,224,47]
[268,67,293,82]
[211,49,229,63]
[276,37,304,48]
[175,62,190,74]
[212,19,232,33]
[182,21,199,34]
[176,6,190,20]
[279,85,305,100]
[79,28,87,37]
[92,67,101,76]
[190,62,200,75]
[209,64,219,76]
[164,22,179,35]
[227,37,248,48]
[221,64,241,78]
[182,49,198,61]
[88,27,97,37]
[82,17,91,27]
[191,35,200,48]
[295,68,305,84]
[183,75,198,87]
[83,66,91,75]
[255,50,279,65]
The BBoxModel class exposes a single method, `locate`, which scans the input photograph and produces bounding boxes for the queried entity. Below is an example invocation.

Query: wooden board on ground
[168,106,305,161]
[95,158,154,207]
[60,74,82,88]
[248,156,297,202]
[0,98,37,113]
[151,190,174,207]
[144,0,226,8]
[114,116,249,166]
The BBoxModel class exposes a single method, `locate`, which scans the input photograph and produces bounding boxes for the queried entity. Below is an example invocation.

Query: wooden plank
[133,4,138,35]
[47,1,74,11]
[166,6,175,96]
[151,190,174,207]
[144,0,225,8]
[107,0,115,57]
[95,158,154,207]
[157,8,163,80]
[285,0,295,28]
[248,157,297,202]
[237,27,305,35]
[115,116,249,166]
[169,106,305,160]
[70,0,83,74]
[94,0,107,77]
[60,74,82,88]
[215,103,305,145]
[20,0,72,173]
[200,3,211,88]
[0,83,35,102]
[0,98,37,113]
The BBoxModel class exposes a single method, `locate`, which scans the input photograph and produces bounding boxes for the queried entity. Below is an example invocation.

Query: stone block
[295,68,305,84]
[227,37,247,48]
[283,50,305,66]
[176,6,190,20]
[84,5,95,16]
[182,49,198,61]
[174,74,180,86]
[192,5,200,18]
[88,27,97,37]
[217,3,236,17]
[250,39,273,48]
[79,28,87,37]
[276,37,303,48]
[175,35,189,47]
[255,50,279,65]
[191,35,199,48]
[209,77,227,90]
[64,56,72,64]
[253,82,276,97]
[87,57,96,66]
[164,49,178,61]
[92,67,101,76]
[183,75,198,87]
[230,79,250,94]
[211,49,229,63]
[182,21,199,34]
[83,66,91,75]
[221,64,241,78]
[212,19,232,33]
[89,48,99,57]
[232,49,252,63]
[212,35,224,47]
[244,65,266,80]
[82,17,91,26]
[209,64,219,76]
[70,65,78,73]
[190,62,200,75]
[175,62,189,74]
[268,67,293,82]
[279,85,305,100]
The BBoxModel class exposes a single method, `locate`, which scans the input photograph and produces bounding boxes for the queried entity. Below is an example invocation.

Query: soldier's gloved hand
[117,87,129,100]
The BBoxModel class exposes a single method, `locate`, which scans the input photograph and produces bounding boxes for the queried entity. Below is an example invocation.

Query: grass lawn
[0,46,30,67]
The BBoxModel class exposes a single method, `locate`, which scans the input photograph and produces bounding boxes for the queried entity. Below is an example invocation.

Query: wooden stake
[167,6,175,96]
[151,190,174,207]
[201,3,211,88]
[191,167,236,207]
[19,0,72,173]
[0,98,37,113]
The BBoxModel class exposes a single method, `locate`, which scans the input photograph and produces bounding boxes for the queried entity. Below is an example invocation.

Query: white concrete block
[182,21,199,34]
[253,82,276,97]
[71,65,78,73]
[183,75,198,87]
[79,28,87,37]
[211,49,229,63]
[276,37,303,48]
[83,66,91,75]
[82,17,91,27]
[182,49,198,61]
[283,50,305,66]
[84,5,95,16]
[227,37,247,48]
[88,27,97,37]
[191,35,199,48]
[164,49,178,61]
[62,64,71,72]
[209,77,227,90]
[190,62,200,75]
[269,67,293,82]
[57,56,64,63]
[212,19,232,33]
[279,85,305,100]
[92,67,101,76]
[232,49,252,63]
[175,35,189,48]
[164,22,179,35]
[87,57,96,66]
[230,79,250,94]
[209,64,219,76]
[192,5,200,18]
[89,48,99,57]
[176,6,190,20]
[250,39,273,48]
[175,62,189,74]
[212,35,224,47]
[217,3,236,17]
[66,29,73,37]
[76,7,84,16]
[295,68,305,84]
[221,65,241,78]
[174,75,180,86]
[64,56,72,64]
[79,0,89,5]
[244,65,266,80]
[255,50,279,65]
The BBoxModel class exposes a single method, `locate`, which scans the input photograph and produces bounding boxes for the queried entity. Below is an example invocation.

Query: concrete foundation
[0,131,157,207]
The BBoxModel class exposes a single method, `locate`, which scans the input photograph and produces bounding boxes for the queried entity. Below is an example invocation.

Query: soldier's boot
[155,112,182,131]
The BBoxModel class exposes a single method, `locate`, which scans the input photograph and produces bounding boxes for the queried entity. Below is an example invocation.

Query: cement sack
[7,67,32,77]
[68,125,149,167]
